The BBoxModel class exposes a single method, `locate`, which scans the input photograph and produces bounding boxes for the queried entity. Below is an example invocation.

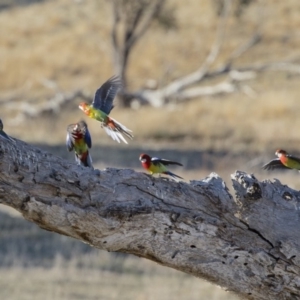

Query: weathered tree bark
[1,138,300,300]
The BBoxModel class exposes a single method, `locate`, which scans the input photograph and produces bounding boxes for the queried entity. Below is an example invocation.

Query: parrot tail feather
[103,117,133,144]
[86,153,94,169]
[75,152,93,169]
[163,171,183,180]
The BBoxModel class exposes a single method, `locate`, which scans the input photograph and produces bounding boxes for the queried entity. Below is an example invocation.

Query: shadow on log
[0,137,300,300]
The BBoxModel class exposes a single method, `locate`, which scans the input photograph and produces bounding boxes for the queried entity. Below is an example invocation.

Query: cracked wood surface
[1,138,300,300]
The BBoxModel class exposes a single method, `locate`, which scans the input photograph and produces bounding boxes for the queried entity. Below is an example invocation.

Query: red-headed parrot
[139,153,183,180]
[66,121,93,168]
[78,76,133,144]
[263,149,300,171]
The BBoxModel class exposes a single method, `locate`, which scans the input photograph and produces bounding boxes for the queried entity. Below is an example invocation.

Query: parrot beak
[140,158,146,163]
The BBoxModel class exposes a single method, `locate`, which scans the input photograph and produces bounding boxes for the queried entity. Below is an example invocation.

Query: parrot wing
[92,76,122,114]
[151,157,183,167]
[66,124,75,151]
[78,121,92,148]
[262,159,291,170]
[84,128,92,149]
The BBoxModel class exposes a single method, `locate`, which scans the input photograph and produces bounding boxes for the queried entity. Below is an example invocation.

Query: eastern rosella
[66,121,93,168]
[263,149,300,171]
[0,118,14,142]
[139,153,183,180]
[78,76,133,144]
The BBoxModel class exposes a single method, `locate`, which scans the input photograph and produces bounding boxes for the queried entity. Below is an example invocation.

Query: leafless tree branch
[2,90,91,124]
[126,1,166,49]
[110,0,167,94]
[1,138,300,300]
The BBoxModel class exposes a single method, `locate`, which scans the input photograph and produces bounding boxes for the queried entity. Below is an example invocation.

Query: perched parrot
[78,76,133,144]
[66,121,93,168]
[0,118,14,142]
[139,153,183,180]
[262,149,300,171]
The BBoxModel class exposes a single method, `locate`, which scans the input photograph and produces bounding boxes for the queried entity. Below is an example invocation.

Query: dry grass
[0,263,239,300]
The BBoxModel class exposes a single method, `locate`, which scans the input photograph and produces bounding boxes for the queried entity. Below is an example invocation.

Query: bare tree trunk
[1,138,300,300]
[110,0,166,106]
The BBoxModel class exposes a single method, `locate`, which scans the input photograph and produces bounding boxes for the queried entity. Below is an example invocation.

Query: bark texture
[0,138,300,300]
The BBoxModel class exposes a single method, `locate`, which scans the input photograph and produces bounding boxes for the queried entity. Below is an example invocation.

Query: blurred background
[1,0,300,299]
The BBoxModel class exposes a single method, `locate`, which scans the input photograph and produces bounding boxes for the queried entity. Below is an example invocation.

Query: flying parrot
[262,149,300,171]
[0,118,14,142]
[66,120,93,168]
[139,153,183,180]
[78,76,133,144]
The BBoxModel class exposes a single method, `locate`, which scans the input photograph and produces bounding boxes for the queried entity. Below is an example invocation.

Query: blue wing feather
[84,128,92,148]
[92,76,122,114]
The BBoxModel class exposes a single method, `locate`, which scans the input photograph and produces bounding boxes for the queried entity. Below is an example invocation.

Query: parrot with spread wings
[263,149,300,171]
[139,153,183,180]
[66,121,93,168]
[78,76,133,144]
